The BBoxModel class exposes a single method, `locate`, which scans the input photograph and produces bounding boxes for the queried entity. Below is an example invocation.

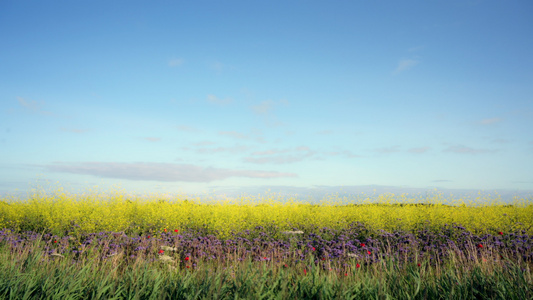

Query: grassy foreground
[0,190,532,299]
[0,242,531,300]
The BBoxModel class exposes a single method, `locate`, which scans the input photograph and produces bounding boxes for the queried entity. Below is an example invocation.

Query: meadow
[1,189,532,299]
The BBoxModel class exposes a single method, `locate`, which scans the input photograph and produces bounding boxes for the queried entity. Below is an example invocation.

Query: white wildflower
[159,255,175,263]
[161,246,178,251]
[282,230,304,234]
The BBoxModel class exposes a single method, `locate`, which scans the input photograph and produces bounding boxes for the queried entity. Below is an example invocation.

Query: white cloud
[44,162,297,182]
[393,59,419,74]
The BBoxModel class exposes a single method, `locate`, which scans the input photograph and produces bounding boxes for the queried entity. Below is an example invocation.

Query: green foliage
[0,244,531,299]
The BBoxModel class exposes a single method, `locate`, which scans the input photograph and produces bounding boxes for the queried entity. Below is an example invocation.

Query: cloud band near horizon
[43,162,298,182]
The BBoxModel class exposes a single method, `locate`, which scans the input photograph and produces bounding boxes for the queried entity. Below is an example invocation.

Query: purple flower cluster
[1,222,531,269]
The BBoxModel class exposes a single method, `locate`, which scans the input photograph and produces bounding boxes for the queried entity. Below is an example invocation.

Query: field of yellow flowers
[1,189,531,237]
[1,189,532,299]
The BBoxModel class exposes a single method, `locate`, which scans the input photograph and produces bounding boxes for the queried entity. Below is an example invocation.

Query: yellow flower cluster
[1,189,531,238]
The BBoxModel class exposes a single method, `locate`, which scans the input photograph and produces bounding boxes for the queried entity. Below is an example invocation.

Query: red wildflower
[263,257,267,260]
[186,266,190,268]
[185,256,190,261]
[147,236,150,239]
[498,231,503,235]
[322,258,326,260]
[367,251,371,255]
[164,229,167,232]
[356,263,360,268]
[312,247,315,251]
[158,250,164,254]
[477,244,483,248]
[284,264,288,268]
[174,229,179,233]
[360,243,365,247]
[54,240,57,243]
[417,263,421,267]
[304,269,307,275]
[345,273,348,276]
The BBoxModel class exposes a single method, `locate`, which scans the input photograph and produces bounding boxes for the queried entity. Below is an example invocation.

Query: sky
[1,1,533,201]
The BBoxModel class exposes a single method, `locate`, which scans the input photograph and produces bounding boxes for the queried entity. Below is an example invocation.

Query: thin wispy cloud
[194,145,249,154]
[211,61,225,72]
[374,145,401,153]
[219,131,247,139]
[250,147,312,156]
[479,117,503,125]
[207,94,233,105]
[244,155,304,164]
[408,147,431,153]
[251,149,291,155]
[444,145,496,154]
[168,58,184,67]
[323,150,360,158]
[17,97,53,116]
[408,45,425,52]
[143,137,161,142]
[251,100,275,115]
[244,146,316,164]
[193,141,216,146]
[316,130,333,135]
[251,99,288,115]
[490,138,509,144]
[60,127,89,134]
[176,125,202,133]
[393,59,419,74]
[250,100,288,126]
[44,162,297,182]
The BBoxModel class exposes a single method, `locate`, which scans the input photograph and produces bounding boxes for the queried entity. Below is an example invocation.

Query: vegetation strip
[0,193,532,298]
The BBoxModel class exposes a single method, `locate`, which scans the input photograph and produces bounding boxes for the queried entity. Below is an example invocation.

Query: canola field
[1,189,532,299]
[1,189,532,237]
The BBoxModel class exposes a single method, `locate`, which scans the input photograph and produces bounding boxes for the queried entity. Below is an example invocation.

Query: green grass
[0,240,531,299]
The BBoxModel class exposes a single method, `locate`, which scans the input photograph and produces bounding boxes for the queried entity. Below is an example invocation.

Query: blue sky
[1,1,532,200]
